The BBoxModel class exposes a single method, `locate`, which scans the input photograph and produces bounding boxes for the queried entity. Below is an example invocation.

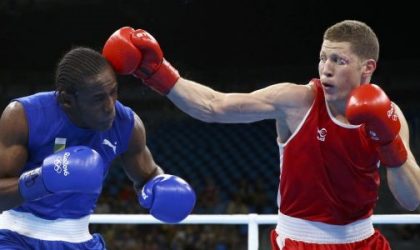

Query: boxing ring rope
[90,213,420,250]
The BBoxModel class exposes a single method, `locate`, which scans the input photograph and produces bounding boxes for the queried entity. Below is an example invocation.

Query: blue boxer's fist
[19,146,104,201]
[139,174,196,223]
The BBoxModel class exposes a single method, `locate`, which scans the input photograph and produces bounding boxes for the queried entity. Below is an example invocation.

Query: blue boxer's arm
[18,146,104,201]
[138,174,196,223]
[121,114,195,223]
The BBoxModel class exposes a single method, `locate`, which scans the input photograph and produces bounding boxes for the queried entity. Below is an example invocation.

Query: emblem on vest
[317,128,327,141]
[54,137,67,152]
[102,139,117,154]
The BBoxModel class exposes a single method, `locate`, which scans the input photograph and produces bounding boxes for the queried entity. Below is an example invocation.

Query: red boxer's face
[64,66,118,131]
[318,40,368,104]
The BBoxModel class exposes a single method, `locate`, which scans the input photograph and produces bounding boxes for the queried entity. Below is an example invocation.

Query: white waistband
[0,210,92,243]
[275,212,374,246]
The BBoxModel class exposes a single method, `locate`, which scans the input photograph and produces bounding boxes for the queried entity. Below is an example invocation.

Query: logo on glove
[141,188,149,200]
[53,152,70,176]
[24,168,41,187]
[387,104,398,122]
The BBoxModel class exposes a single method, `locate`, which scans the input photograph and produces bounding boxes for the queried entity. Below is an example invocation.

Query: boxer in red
[103,20,420,249]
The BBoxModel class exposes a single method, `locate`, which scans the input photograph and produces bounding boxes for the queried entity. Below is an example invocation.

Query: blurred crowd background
[1,0,420,249]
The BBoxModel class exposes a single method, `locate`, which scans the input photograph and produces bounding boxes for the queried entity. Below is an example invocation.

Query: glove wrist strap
[377,135,407,167]
[19,168,49,201]
[144,60,180,95]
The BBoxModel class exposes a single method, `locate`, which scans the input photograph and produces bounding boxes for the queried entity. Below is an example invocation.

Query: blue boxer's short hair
[55,47,110,94]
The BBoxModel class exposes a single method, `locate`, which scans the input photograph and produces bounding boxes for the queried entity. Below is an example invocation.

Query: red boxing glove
[103,27,179,94]
[130,29,180,95]
[346,84,407,167]
[102,27,142,75]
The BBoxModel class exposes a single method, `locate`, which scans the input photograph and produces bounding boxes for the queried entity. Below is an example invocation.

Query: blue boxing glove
[18,146,104,201]
[138,174,196,223]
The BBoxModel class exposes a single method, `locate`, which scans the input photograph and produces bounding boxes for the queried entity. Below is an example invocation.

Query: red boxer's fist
[346,84,407,167]
[130,29,180,95]
[103,27,179,94]
[102,27,142,75]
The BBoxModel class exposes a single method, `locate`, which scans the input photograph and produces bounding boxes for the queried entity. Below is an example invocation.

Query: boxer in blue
[0,47,196,249]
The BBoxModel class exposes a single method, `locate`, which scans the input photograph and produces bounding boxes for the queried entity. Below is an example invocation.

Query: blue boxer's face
[72,67,118,131]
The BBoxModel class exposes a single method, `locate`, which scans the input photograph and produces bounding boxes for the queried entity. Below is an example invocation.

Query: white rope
[90,214,420,250]
[90,213,420,224]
